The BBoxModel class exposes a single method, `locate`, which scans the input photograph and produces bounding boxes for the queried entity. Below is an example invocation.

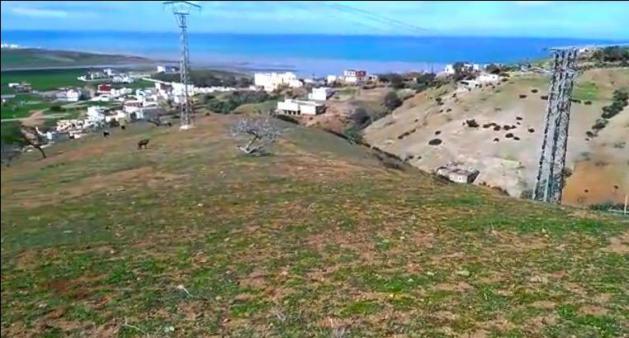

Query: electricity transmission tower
[533,48,578,203]
[164,1,200,130]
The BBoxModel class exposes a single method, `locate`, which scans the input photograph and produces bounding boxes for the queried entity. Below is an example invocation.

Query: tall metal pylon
[533,48,578,203]
[164,1,200,130]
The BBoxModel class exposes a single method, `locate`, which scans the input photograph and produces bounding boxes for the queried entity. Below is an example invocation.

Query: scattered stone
[493,138,500,142]
[456,269,471,277]
[428,138,442,146]
[528,128,535,133]
[529,275,549,283]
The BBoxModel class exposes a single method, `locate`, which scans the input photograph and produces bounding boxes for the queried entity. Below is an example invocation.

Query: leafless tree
[19,126,47,159]
[230,117,281,155]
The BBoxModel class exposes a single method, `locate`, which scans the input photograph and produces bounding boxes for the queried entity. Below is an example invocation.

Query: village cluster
[8,61,508,149]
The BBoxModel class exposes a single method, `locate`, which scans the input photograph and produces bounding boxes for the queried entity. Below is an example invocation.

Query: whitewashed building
[477,73,500,84]
[254,72,300,92]
[308,87,334,101]
[435,164,480,184]
[87,106,107,123]
[276,99,325,116]
[59,89,81,102]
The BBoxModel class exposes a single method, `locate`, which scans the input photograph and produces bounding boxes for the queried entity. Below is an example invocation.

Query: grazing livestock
[137,139,150,150]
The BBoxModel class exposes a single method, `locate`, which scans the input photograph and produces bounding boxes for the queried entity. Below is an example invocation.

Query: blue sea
[2,30,626,75]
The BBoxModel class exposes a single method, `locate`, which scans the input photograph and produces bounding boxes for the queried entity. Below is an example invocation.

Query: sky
[1,1,628,40]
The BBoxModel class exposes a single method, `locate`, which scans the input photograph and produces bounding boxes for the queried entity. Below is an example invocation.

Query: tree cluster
[203,91,273,114]
[592,46,629,63]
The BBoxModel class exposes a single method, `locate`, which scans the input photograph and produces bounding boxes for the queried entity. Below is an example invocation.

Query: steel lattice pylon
[164,1,200,130]
[533,48,578,203]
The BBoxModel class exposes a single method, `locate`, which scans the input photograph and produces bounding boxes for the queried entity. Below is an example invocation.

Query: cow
[137,138,150,150]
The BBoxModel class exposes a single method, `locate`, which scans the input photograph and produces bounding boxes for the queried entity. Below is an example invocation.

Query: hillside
[1,48,157,70]
[1,115,627,337]
[364,68,629,206]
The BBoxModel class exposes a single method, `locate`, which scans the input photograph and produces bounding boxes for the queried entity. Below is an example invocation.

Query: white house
[254,72,300,92]
[104,110,127,123]
[308,87,334,101]
[111,87,133,98]
[104,68,115,77]
[435,165,480,184]
[477,73,500,84]
[276,99,325,116]
[61,89,81,102]
[87,106,107,123]
[326,75,338,84]
[123,100,142,115]
[112,75,134,84]
[342,69,368,84]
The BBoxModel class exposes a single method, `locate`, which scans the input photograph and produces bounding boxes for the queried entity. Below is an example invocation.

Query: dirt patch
[563,160,628,206]
[21,110,46,127]
[604,231,629,255]
[579,305,608,316]
[239,269,269,289]
[525,314,558,333]
[434,281,474,293]
[16,167,186,209]
[530,300,556,309]
[431,311,458,322]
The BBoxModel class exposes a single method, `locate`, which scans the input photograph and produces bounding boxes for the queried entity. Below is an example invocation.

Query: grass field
[572,81,600,101]
[1,69,85,92]
[1,115,628,337]
[0,94,54,119]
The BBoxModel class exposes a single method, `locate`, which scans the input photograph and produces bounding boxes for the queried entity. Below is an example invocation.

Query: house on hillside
[254,72,300,92]
[308,87,334,101]
[435,164,480,184]
[477,73,500,84]
[276,99,325,116]
[97,83,112,94]
[57,89,82,102]
[342,69,367,84]
[87,106,107,123]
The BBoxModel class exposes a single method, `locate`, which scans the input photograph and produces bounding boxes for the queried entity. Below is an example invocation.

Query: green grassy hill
[1,115,627,337]
[1,48,154,70]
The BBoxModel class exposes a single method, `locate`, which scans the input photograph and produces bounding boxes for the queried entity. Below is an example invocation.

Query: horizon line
[2,29,628,42]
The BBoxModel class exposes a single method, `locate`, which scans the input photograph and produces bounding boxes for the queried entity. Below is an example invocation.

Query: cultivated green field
[0,94,53,119]
[1,69,85,92]
[1,115,627,337]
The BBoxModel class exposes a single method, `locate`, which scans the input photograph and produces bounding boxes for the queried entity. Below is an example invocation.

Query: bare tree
[230,117,281,155]
[1,141,22,167]
[19,126,47,159]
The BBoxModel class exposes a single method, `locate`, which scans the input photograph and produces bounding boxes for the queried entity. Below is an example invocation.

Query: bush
[49,105,64,112]
[384,91,402,111]
[428,138,442,145]
[591,119,608,131]
[350,107,371,128]
[343,125,363,144]
[465,119,479,128]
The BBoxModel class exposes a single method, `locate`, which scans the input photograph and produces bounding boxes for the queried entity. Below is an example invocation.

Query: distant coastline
[2,31,628,75]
